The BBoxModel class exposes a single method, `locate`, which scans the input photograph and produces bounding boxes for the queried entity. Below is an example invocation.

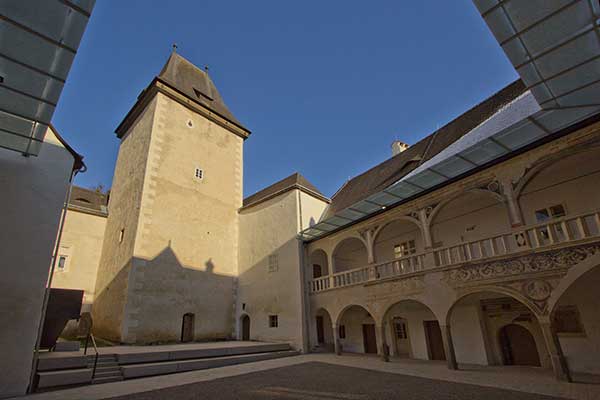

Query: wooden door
[499,324,541,366]
[316,316,325,344]
[362,324,377,354]
[424,320,446,361]
[241,315,250,341]
[181,313,195,342]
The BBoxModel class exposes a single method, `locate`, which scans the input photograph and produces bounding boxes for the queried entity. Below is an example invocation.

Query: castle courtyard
[11,355,600,400]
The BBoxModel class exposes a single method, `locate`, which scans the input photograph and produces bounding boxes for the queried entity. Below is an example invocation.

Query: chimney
[391,140,410,156]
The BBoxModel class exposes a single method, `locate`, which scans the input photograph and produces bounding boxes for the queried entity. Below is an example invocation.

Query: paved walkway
[12,354,600,400]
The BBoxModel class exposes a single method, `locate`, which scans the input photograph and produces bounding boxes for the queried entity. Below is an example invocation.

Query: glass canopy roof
[0,0,94,155]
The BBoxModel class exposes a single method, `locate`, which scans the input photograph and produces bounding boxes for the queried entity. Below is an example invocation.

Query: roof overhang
[0,0,94,155]
[300,0,600,241]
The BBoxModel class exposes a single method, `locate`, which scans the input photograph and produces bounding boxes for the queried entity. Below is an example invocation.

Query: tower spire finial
[172,43,178,53]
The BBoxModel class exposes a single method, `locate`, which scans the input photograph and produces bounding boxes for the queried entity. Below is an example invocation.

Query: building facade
[51,0,600,385]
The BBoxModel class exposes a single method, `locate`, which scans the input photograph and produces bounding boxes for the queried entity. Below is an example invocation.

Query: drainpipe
[27,163,86,393]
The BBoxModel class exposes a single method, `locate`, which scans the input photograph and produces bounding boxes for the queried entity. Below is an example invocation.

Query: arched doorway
[332,238,368,273]
[337,305,377,354]
[181,313,195,342]
[446,291,550,368]
[241,314,250,341]
[314,308,334,351]
[309,249,329,278]
[499,324,541,366]
[382,299,443,361]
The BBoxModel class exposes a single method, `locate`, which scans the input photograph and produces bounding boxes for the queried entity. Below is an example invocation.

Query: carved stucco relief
[443,243,600,315]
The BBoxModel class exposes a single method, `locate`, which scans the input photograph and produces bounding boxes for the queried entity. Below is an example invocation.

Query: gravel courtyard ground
[108,361,566,400]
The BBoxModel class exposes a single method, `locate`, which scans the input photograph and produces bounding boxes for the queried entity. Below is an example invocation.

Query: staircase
[35,342,298,391]
[89,354,123,384]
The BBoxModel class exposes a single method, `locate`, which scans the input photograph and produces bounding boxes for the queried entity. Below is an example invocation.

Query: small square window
[195,168,204,180]
[268,254,279,273]
[338,325,346,339]
[553,305,585,335]
[269,315,278,328]
[57,256,67,270]
[394,320,407,339]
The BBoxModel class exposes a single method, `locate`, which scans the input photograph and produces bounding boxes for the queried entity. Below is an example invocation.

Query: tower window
[195,168,204,181]
[119,228,124,243]
[57,255,67,270]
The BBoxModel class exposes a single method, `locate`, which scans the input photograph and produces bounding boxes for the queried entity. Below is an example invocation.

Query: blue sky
[53,0,517,198]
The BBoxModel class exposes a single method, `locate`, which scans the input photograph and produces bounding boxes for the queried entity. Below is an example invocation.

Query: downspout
[297,190,310,353]
[28,163,86,393]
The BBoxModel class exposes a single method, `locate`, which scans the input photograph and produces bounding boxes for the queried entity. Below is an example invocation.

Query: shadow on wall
[92,245,236,344]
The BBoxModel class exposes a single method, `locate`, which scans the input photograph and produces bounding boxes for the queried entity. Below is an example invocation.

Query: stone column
[440,324,458,370]
[418,209,433,249]
[540,322,571,382]
[500,180,524,227]
[333,324,342,355]
[364,229,375,264]
[376,323,389,362]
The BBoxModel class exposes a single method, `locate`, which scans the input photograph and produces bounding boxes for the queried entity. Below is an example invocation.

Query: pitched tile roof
[157,52,247,131]
[69,186,108,216]
[243,172,329,209]
[323,79,527,219]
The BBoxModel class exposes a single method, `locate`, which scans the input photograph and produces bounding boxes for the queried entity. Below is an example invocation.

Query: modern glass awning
[300,0,600,241]
[0,0,95,155]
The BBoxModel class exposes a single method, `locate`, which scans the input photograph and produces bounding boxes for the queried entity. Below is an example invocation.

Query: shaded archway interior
[337,305,377,354]
[309,249,329,278]
[333,238,368,273]
[373,219,423,263]
[447,291,549,368]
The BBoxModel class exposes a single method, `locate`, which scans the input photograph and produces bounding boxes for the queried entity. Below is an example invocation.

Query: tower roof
[242,172,329,209]
[116,51,250,138]
[157,52,245,130]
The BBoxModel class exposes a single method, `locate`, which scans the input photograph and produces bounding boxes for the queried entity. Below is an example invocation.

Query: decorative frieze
[365,275,425,301]
[444,243,600,285]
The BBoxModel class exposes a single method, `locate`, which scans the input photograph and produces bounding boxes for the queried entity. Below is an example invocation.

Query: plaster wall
[449,304,489,365]
[122,92,243,343]
[519,149,600,225]
[0,128,74,398]
[237,189,327,350]
[51,209,106,309]
[92,96,158,341]
[555,267,600,374]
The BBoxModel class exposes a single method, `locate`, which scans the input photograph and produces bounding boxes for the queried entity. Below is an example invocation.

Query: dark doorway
[181,313,195,342]
[313,264,323,279]
[424,320,446,361]
[499,324,541,366]
[316,316,325,344]
[362,324,377,354]
[241,314,250,341]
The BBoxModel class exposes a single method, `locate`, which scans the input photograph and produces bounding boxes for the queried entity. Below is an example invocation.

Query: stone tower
[92,51,250,343]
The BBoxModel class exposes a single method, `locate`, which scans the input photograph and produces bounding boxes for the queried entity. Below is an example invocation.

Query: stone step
[116,342,291,365]
[92,375,123,385]
[93,370,123,378]
[36,368,92,389]
[121,350,299,379]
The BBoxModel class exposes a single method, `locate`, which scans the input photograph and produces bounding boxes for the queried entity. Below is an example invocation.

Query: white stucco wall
[0,129,74,398]
[450,304,489,365]
[237,189,327,350]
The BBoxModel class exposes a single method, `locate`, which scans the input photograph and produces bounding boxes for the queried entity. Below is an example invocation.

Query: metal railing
[309,209,600,293]
[83,333,99,379]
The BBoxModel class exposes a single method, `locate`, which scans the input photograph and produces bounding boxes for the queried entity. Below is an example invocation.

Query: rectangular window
[269,315,278,328]
[195,167,204,180]
[394,240,416,258]
[535,204,567,240]
[338,325,346,339]
[119,228,124,243]
[57,256,67,270]
[394,321,407,339]
[268,254,279,273]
